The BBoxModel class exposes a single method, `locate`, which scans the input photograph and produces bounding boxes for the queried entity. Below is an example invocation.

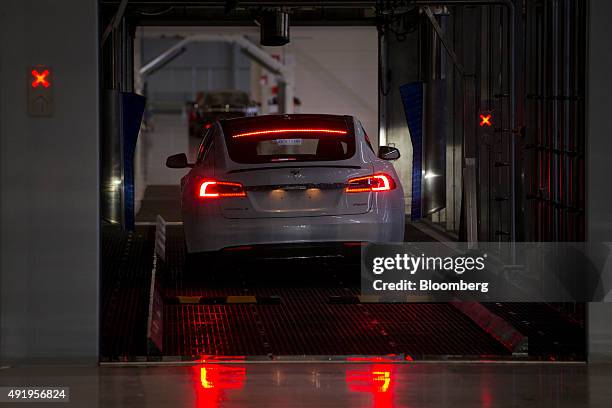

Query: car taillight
[345,174,395,193]
[199,180,246,198]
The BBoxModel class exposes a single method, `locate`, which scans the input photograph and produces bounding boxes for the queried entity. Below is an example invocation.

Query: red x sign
[31,69,50,88]
[479,113,492,127]
[27,66,54,117]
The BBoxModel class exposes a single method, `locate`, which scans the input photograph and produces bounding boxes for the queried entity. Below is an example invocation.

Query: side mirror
[166,153,192,168]
[378,146,401,160]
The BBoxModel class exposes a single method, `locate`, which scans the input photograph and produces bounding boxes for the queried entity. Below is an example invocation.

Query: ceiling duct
[260,9,290,46]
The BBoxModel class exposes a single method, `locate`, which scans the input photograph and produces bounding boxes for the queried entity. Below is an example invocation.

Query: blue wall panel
[399,82,424,220]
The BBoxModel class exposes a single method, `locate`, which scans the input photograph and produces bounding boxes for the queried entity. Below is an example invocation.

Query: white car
[166,114,405,260]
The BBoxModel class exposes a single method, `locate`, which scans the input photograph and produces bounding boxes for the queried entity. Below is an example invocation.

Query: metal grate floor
[102,223,585,360]
[160,226,509,357]
[163,302,510,357]
[101,224,155,359]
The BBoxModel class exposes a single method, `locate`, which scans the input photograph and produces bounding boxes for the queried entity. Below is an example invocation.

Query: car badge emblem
[290,169,303,179]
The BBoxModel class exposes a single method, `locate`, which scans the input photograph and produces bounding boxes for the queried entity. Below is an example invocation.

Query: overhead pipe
[422,6,466,77]
[139,34,289,78]
[101,0,129,47]
[141,46,187,77]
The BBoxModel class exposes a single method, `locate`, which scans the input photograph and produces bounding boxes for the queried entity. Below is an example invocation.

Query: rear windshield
[221,115,355,164]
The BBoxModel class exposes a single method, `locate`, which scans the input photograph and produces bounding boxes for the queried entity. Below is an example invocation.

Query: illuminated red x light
[479,114,492,127]
[31,69,50,88]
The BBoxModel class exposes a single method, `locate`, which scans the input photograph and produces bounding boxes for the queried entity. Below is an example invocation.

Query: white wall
[278,27,379,144]
[0,0,99,362]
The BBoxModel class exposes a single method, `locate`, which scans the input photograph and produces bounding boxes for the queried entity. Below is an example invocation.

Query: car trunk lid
[218,164,373,219]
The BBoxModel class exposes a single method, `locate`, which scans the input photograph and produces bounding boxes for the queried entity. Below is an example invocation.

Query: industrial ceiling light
[259,9,290,46]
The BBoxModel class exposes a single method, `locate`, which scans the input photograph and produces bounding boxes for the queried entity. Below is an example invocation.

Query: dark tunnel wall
[449,0,587,243]
[383,1,587,243]
[522,0,586,242]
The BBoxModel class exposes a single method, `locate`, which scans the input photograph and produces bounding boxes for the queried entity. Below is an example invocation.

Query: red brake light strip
[232,128,347,138]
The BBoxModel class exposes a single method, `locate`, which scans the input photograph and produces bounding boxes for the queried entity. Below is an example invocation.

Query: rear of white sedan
[166,114,405,258]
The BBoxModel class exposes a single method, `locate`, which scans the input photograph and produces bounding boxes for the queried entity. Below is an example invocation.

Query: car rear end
[182,114,405,257]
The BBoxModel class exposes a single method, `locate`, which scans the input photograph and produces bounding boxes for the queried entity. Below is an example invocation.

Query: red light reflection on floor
[480,374,492,408]
[193,365,246,408]
[346,355,400,363]
[480,386,492,408]
[346,364,396,408]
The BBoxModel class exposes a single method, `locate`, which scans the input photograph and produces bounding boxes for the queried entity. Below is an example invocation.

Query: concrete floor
[1,362,610,407]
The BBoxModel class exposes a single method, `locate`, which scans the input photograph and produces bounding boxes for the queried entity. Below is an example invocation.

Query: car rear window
[221,115,355,164]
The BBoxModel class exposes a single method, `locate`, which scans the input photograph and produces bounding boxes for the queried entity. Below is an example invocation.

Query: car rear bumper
[183,210,405,254]
[219,242,364,261]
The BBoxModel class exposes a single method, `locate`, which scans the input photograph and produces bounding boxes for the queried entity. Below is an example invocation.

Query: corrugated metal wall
[523,0,586,242]
[414,0,586,242]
